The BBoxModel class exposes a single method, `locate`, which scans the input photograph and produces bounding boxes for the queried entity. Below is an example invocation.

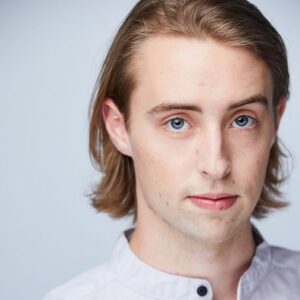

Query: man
[44,0,300,299]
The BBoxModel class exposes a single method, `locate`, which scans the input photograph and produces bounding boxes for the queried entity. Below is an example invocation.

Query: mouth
[187,193,238,211]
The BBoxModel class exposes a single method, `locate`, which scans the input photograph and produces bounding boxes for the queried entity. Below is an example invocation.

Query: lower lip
[188,196,237,211]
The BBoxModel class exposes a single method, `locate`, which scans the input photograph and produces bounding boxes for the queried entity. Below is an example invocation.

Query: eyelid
[163,113,192,124]
[230,108,258,120]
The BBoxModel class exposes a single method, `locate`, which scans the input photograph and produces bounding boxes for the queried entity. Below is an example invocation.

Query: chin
[176,215,248,245]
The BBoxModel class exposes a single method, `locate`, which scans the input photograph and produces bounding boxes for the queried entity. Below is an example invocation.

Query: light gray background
[0,1,299,300]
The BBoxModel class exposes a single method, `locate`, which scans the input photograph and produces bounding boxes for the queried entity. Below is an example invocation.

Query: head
[89,0,290,228]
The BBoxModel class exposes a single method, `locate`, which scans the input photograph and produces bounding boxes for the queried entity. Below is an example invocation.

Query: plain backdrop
[0,1,299,299]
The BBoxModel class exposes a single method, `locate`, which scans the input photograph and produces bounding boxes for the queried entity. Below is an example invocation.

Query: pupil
[237,116,248,126]
[171,118,184,129]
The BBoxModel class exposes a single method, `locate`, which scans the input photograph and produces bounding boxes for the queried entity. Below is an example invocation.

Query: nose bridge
[197,124,231,180]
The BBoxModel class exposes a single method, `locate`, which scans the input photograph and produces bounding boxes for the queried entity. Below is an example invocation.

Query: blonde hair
[89,0,290,221]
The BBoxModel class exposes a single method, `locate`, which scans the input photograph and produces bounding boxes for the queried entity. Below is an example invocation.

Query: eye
[232,115,256,129]
[165,117,189,132]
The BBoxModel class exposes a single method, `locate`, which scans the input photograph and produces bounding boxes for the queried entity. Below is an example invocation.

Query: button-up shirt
[43,227,300,300]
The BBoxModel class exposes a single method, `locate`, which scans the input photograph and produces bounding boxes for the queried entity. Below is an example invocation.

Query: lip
[189,193,238,200]
[187,194,238,211]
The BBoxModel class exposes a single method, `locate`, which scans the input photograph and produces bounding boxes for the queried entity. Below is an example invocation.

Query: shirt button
[197,285,208,297]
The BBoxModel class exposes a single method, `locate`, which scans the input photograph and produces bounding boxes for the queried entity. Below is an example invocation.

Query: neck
[129,212,255,300]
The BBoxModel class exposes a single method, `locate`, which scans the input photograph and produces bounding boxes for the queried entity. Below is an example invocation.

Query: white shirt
[43,227,300,300]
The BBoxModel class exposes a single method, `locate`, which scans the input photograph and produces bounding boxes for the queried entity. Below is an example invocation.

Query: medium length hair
[88,0,290,221]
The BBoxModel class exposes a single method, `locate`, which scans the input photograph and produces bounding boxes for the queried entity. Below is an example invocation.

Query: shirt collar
[110,226,271,300]
[237,226,271,299]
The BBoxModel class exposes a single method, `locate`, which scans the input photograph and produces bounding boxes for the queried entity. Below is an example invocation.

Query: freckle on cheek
[232,179,235,185]
[225,218,234,225]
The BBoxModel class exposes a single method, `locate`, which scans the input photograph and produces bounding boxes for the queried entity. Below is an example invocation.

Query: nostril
[200,159,231,180]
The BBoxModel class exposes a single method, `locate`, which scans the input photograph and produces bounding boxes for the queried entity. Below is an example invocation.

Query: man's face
[123,36,280,243]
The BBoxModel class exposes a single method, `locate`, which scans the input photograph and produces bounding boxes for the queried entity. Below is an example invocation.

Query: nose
[197,128,231,181]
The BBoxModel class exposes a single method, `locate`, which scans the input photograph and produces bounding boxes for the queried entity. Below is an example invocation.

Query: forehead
[130,35,273,111]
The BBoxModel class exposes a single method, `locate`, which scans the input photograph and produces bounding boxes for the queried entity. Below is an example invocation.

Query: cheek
[231,136,271,197]
[130,129,194,190]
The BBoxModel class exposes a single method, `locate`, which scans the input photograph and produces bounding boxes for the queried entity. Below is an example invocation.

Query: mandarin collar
[110,226,271,300]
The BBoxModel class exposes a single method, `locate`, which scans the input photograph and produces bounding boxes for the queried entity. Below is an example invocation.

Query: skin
[103,36,286,300]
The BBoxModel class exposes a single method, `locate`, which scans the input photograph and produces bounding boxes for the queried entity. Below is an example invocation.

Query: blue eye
[166,118,188,132]
[233,115,256,128]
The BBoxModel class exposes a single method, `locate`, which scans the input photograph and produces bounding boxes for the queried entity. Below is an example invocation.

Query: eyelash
[164,114,257,132]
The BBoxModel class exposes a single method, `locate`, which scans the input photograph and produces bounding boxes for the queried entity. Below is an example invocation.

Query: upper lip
[187,193,238,200]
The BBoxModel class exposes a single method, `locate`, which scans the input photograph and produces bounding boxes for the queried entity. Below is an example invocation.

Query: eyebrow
[147,95,269,115]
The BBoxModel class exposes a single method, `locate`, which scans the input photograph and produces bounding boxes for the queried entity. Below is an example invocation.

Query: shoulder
[43,229,136,300]
[268,244,300,276]
[252,244,300,298]
[43,262,117,300]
